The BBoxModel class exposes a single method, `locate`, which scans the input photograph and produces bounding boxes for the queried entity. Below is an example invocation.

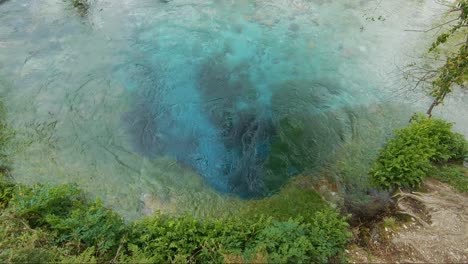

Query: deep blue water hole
[115,11,356,196]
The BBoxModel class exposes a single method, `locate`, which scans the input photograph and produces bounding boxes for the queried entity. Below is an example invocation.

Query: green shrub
[306,210,351,263]
[128,213,271,263]
[0,176,15,209]
[46,199,126,256]
[0,180,351,263]
[8,184,125,258]
[9,184,85,227]
[249,220,312,263]
[0,212,59,263]
[127,209,351,263]
[371,114,468,189]
[246,210,351,263]
[129,213,204,262]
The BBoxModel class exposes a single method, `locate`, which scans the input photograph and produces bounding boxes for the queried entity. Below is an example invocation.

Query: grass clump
[429,163,468,193]
[382,216,398,231]
[371,113,468,190]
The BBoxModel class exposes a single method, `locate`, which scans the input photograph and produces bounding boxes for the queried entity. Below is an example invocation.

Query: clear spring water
[0,0,464,218]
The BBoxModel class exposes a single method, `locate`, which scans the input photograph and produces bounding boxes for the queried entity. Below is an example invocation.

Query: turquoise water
[0,0,453,217]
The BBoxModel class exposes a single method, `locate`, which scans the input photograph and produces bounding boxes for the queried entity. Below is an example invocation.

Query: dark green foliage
[429,164,468,193]
[0,175,15,209]
[128,213,270,263]
[127,209,351,263]
[6,183,125,258]
[371,114,468,189]
[306,210,351,263]
[10,184,85,227]
[128,213,203,262]
[46,199,126,256]
[265,118,310,190]
[249,220,312,263]
[0,100,14,175]
[0,180,351,263]
[248,210,351,263]
[0,211,59,263]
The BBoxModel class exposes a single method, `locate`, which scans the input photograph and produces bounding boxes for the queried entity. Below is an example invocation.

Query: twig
[405,18,459,32]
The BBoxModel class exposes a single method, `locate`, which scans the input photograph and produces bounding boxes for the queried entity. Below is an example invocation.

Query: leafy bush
[0,176,15,209]
[306,210,351,263]
[249,220,312,263]
[46,199,126,256]
[10,184,85,227]
[6,183,125,258]
[371,114,468,189]
[128,209,351,263]
[0,180,351,263]
[128,213,270,263]
[0,212,59,263]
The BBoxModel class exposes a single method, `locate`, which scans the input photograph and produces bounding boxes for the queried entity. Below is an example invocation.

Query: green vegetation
[240,176,328,220]
[1,183,126,261]
[371,113,468,190]
[429,163,468,193]
[0,178,351,263]
[265,117,311,190]
[0,99,13,175]
[382,216,398,231]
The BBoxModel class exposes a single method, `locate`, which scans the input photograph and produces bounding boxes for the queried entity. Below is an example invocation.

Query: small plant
[382,216,398,231]
[371,114,468,190]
